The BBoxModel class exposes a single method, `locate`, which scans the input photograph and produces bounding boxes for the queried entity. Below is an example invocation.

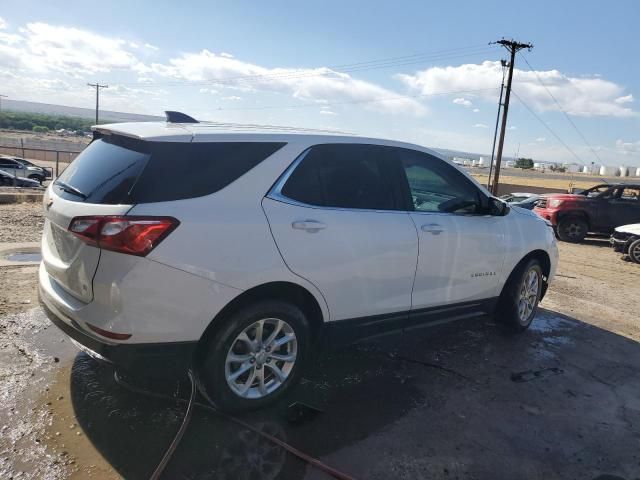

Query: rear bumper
[39,287,196,377]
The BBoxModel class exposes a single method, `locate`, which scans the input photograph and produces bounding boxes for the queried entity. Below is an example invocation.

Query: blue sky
[1,0,639,165]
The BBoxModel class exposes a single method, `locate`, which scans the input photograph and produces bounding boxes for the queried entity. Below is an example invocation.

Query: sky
[1,0,639,166]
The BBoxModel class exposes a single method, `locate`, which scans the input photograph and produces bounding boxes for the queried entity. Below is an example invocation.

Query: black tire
[628,238,640,264]
[198,300,311,412]
[27,174,43,184]
[556,216,588,243]
[496,258,543,332]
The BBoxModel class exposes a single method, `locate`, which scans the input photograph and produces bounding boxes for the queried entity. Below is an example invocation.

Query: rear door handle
[421,223,444,235]
[292,220,327,233]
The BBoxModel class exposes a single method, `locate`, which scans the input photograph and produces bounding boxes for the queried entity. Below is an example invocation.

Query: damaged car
[611,223,640,264]
[39,112,558,412]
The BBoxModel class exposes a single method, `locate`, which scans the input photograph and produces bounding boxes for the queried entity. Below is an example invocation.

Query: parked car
[534,183,640,242]
[610,223,640,264]
[0,169,43,188]
[0,155,47,183]
[39,113,558,412]
[13,157,52,179]
[500,192,541,210]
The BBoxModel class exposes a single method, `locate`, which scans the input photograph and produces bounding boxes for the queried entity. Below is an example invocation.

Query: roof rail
[164,111,199,123]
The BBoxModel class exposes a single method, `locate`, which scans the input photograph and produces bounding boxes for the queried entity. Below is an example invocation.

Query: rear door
[263,144,418,325]
[0,158,21,178]
[42,136,150,302]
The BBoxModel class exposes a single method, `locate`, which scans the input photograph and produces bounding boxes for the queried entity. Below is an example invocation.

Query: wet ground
[1,202,639,479]
[2,306,640,479]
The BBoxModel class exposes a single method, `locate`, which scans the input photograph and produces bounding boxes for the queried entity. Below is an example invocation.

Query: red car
[534,183,640,242]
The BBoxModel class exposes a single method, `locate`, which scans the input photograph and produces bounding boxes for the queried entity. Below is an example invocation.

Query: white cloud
[616,139,640,155]
[147,49,426,115]
[472,108,480,113]
[320,109,338,115]
[452,97,472,107]
[397,60,636,118]
[199,87,218,94]
[7,22,139,75]
[222,95,242,101]
[473,123,488,128]
[144,43,159,51]
[129,41,140,49]
[614,94,633,104]
[0,17,6,29]
[508,125,517,130]
[536,137,546,142]
[220,52,234,58]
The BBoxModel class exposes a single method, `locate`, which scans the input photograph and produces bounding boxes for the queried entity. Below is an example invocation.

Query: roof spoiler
[165,111,199,123]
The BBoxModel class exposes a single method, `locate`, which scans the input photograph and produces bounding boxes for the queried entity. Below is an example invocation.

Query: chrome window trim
[266,144,495,217]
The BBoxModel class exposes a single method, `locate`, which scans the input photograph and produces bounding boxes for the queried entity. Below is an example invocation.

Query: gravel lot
[1,202,639,479]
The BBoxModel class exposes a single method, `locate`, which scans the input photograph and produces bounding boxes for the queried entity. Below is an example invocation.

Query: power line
[209,87,499,112]
[511,89,584,165]
[114,45,498,88]
[519,52,603,165]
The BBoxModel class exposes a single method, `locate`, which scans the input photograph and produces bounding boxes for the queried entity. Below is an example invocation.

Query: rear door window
[280,144,400,210]
[54,136,285,204]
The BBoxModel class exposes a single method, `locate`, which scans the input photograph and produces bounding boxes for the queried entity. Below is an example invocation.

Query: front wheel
[198,300,310,412]
[628,238,640,264]
[557,216,588,243]
[496,259,543,332]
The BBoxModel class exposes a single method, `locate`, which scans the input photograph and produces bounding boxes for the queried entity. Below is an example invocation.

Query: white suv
[39,112,558,411]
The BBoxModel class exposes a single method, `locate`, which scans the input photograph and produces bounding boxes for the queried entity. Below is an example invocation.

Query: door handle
[421,223,444,235]
[292,220,327,233]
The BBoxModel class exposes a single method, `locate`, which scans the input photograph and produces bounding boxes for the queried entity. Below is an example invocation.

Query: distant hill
[3,99,163,123]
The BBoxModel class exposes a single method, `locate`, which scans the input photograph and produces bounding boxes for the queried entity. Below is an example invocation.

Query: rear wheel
[198,300,310,412]
[496,259,543,332]
[628,239,640,264]
[557,216,588,243]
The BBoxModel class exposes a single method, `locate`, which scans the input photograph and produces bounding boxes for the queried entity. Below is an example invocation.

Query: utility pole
[487,60,507,190]
[0,94,7,112]
[87,83,108,124]
[490,39,533,195]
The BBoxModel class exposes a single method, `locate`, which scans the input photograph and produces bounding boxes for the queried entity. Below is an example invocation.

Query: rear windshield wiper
[54,180,87,199]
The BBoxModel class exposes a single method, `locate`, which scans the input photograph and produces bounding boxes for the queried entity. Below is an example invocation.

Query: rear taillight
[69,216,179,256]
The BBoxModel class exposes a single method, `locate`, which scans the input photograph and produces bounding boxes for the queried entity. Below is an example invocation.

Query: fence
[0,144,81,177]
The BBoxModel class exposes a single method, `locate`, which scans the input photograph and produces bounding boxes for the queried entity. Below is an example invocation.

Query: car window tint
[281,144,397,210]
[54,136,285,204]
[396,148,481,213]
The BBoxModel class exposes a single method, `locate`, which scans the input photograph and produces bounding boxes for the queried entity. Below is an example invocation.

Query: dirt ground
[1,202,639,479]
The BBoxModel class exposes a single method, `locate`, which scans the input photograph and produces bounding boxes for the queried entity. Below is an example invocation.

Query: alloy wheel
[518,268,540,323]
[225,318,297,399]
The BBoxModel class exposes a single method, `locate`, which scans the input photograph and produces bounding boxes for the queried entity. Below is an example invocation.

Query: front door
[263,144,418,326]
[393,148,505,321]
[608,186,640,228]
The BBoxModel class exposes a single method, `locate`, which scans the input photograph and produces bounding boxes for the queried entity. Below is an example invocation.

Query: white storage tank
[600,165,617,176]
[582,166,591,174]
[619,166,629,177]
[477,157,486,167]
[635,167,640,177]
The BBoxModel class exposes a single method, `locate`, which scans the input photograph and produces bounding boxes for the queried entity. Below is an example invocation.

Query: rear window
[54,136,285,204]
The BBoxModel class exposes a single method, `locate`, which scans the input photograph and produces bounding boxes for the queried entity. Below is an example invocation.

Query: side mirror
[489,197,510,216]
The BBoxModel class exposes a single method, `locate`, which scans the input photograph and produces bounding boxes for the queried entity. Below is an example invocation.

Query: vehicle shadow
[71,308,640,479]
